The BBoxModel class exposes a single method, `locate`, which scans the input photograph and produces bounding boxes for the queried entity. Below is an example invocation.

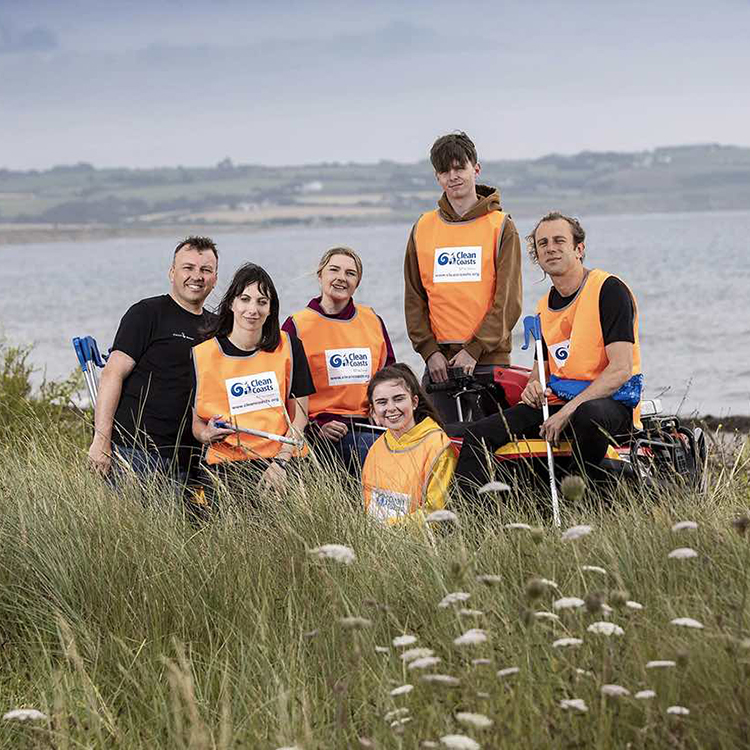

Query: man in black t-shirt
[455,212,642,491]
[88,236,219,481]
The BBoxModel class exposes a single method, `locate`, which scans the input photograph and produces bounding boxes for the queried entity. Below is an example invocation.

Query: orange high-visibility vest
[193,335,293,464]
[362,421,453,524]
[414,209,506,344]
[537,268,642,426]
[291,304,387,418]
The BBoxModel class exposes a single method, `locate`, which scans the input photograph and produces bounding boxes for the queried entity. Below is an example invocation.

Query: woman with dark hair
[191,263,315,490]
[282,246,395,473]
[362,363,456,525]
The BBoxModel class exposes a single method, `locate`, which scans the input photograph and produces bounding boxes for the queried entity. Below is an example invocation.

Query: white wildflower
[384,708,410,722]
[476,574,502,585]
[553,597,585,611]
[601,603,614,617]
[456,712,493,729]
[472,658,492,666]
[453,628,488,646]
[375,646,390,654]
[408,656,442,670]
[439,592,471,608]
[440,735,481,750]
[276,746,301,750]
[587,621,624,636]
[459,608,484,617]
[426,509,459,524]
[476,691,490,698]
[560,698,588,712]
[505,523,533,531]
[671,520,698,532]
[497,666,520,678]
[478,481,510,493]
[3,709,47,722]
[581,565,607,574]
[635,689,656,699]
[601,684,630,697]
[626,600,644,610]
[537,578,559,589]
[668,547,698,560]
[308,544,356,565]
[561,524,593,541]
[667,705,690,715]
[390,684,413,696]
[390,716,412,727]
[421,674,460,686]
[575,668,594,677]
[646,660,676,669]
[553,637,583,648]
[401,647,435,663]
[393,635,417,647]
[534,610,560,621]
[340,616,372,629]
[671,617,704,629]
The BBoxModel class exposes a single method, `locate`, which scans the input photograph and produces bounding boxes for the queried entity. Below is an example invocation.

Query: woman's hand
[201,415,236,445]
[260,460,288,491]
[319,420,348,442]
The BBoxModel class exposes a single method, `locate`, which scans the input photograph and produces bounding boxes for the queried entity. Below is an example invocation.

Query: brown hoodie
[403,184,523,366]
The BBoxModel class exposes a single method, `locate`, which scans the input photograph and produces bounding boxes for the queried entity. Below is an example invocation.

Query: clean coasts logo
[550,339,571,367]
[325,347,372,385]
[225,371,282,415]
[369,488,410,523]
[433,245,482,283]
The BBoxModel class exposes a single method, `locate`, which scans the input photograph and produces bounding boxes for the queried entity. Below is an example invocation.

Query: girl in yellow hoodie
[362,363,456,525]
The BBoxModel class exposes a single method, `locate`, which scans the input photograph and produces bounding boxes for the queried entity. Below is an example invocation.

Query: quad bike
[427,366,708,492]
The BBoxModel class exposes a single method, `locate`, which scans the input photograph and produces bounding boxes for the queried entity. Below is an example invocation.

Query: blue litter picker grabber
[72,336,107,407]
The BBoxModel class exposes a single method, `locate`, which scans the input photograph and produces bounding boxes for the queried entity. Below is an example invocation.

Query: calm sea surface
[1,209,748,416]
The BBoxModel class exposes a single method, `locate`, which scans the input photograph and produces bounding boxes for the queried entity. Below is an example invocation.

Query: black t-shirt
[540,276,635,360]
[112,294,216,464]
[190,332,315,403]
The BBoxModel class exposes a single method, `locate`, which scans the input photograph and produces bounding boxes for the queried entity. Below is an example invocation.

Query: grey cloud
[0,21,58,54]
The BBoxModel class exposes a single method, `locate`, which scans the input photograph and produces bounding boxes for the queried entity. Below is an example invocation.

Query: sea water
[1,209,748,417]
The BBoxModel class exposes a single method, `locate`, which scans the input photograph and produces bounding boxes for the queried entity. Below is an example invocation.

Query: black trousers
[454,398,632,492]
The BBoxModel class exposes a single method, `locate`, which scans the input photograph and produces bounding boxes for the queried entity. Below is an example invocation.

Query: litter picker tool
[522,314,561,527]
[72,335,107,407]
[214,420,304,449]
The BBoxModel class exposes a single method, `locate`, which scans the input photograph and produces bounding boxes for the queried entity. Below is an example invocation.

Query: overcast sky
[1,0,748,170]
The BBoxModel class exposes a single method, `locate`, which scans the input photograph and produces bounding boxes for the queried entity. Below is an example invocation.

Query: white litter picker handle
[522,315,561,527]
[214,420,304,449]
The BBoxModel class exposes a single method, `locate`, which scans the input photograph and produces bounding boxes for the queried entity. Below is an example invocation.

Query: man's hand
[449,349,477,376]
[88,437,112,475]
[540,407,573,447]
[520,380,547,409]
[319,420,348,443]
[427,351,450,383]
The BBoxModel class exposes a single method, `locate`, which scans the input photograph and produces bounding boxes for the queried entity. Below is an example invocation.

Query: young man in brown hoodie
[403,132,523,422]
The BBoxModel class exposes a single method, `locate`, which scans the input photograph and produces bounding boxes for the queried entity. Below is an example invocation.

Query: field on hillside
[1,343,750,749]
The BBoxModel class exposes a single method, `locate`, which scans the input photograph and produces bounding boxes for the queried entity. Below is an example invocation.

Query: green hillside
[1,144,748,235]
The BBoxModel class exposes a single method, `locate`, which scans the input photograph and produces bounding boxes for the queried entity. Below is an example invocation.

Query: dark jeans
[309,424,379,475]
[109,444,190,499]
[455,398,632,493]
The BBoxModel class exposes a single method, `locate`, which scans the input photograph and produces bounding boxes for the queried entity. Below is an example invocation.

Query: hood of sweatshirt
[437,184,502,223]
[384,416,444,451]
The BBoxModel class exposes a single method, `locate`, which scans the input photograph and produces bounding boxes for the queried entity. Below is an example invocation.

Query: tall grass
[1,346,749,748]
